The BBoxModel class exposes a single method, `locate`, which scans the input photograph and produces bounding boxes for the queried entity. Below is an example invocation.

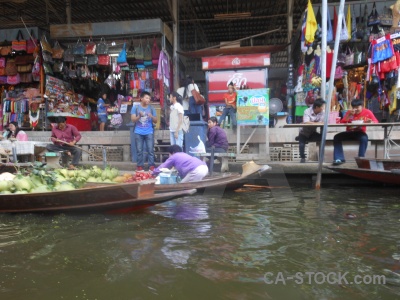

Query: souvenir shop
[0,28,43,132]
[293,0,400,123]
[0,19,173,132]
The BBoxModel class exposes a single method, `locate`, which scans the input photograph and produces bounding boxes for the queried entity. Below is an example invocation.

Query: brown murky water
[0,185,399,299]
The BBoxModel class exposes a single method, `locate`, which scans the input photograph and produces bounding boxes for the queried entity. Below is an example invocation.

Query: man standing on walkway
[296,98,326,163]
[131,91,157,171]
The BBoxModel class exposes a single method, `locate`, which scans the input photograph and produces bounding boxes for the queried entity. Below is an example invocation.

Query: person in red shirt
[218,82,237,129]
[332,99,378,165]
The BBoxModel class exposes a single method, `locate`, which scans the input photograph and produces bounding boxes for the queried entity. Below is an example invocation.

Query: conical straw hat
[241,161,262,178]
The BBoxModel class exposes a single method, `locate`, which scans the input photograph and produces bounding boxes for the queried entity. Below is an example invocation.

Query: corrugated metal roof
[0,0,312,69]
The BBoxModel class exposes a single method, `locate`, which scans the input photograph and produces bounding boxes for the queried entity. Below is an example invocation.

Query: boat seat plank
[193,152,235,172]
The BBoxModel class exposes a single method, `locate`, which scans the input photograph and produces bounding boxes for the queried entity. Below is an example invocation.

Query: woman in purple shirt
[206,117,229,153]
[152,145,209,183]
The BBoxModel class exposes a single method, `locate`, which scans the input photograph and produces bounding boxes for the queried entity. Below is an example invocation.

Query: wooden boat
[326,166,400,185]
[154,162,271,193]
[0,180,196,213]
[355,157,400,171]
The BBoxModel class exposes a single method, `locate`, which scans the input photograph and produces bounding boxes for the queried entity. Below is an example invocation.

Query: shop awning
[177,44,289,58]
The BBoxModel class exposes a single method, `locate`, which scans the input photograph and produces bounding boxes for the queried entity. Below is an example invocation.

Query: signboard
[202,53,270,70]
[237,88,269,126]
[206,69,268,103]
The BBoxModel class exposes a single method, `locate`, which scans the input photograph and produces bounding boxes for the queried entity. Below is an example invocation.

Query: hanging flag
[305,0,317,44]
[333,6,338,40]
[347,5,352,41]
[301,9,308,53]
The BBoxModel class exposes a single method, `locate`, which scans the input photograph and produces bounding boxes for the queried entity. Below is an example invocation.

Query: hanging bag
[63,45,75,62]
[73,38,85,55]
[12,30,27,54]
[345,47,354,66]
[135,39,144,64]
[5,58,17,76]
[98,54,110,66]
[191,84,206,105]
[87,55,98,66]
[371,34,394,63]
[143,39,152,66]
[152,37,160,65]
[40,35,53,54]
[340,14,350,41]
[96,37,108,55]
[52,40,64,59]
[367,2,380,26]
[379,5,393,27]
[85,38,96,55]
[7,73,20,85]
[127,39,136,64]
[26,30,37,54]
[117,42,128,65]
[326,7,333,42]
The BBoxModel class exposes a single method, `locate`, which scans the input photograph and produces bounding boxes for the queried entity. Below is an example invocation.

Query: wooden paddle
[54,139,104,161]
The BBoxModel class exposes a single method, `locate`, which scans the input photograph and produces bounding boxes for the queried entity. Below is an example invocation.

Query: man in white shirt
[295,98,326,163]
[169,91,184,147]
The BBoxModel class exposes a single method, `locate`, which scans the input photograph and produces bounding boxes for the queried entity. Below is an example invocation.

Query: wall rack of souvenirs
[40,34,171,130]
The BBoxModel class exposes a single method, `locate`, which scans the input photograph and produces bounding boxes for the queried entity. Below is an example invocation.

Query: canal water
[0,185,399,299]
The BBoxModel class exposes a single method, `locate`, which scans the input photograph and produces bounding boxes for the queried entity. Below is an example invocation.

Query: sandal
[332,159,345,165]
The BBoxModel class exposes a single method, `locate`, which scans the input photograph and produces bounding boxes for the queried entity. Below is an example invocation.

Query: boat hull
[355,157,400,171]
[326,166,400,185]
[155,164,271,193]
[0,180,196,213]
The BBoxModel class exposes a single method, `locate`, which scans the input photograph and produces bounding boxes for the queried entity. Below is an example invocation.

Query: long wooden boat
[155,162,271,193]
[326,166,400,185]
[355,157,400,171]
[0,180,196,213]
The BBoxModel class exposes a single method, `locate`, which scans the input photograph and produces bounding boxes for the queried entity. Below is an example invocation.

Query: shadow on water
[0,187,399,299]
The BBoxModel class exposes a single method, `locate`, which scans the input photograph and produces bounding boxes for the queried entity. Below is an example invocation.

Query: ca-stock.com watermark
[264,272,386,285]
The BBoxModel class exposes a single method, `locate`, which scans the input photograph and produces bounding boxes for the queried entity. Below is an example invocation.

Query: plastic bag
[189,135,206,153]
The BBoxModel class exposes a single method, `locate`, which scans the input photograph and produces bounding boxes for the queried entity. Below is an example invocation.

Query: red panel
[207,69,267,103]
[202,53,270,70]
[66,117,91,131]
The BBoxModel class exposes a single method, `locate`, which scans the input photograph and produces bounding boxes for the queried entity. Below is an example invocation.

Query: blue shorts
[98,115,107,123]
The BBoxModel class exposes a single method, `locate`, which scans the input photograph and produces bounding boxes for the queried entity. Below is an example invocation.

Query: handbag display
[12,30,27,54]
[85,38,96,55]
[7,73,20,85]
[63,45,75,62]
[0,68,5,76]
[42,51,53,63]
[73,38,85,55]
[0,57,5,68]
[0,76,7,84]
[40,35,53,54]
[96,37,108,55]
[52,41,64,59]
[26,30,37,54]
[379,5,393,27]
[353,47,363,65]
[5,59,17,76]
[191,85,205,105]
[340,15,349,41]
[334,66,344,80]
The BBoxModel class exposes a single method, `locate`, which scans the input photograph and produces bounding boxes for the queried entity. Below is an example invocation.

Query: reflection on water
[0,187,399,299]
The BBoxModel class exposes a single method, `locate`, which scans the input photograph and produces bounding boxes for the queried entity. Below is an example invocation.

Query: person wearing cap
[169,91,184,147]
[5,122,28,141]
[46,117,82,168]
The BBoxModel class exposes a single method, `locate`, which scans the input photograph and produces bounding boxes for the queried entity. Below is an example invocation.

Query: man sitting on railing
[46,117,82,169]
[295,98,326,163]
[206,117,228,153]
[332,99,378,165]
